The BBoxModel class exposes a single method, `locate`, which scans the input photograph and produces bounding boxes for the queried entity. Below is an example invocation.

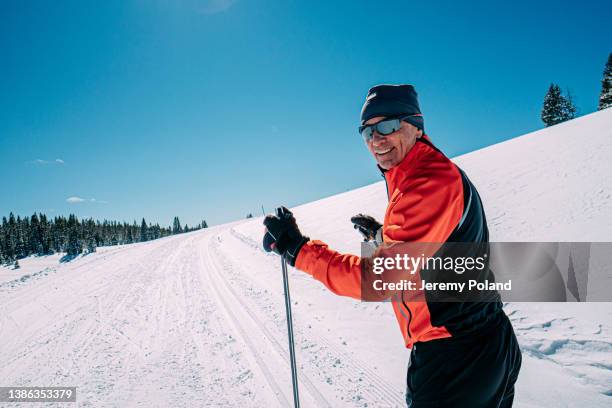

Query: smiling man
[263,84,522,407]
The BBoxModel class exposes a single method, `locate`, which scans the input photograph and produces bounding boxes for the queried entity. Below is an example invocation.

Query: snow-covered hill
[1,108,611,407]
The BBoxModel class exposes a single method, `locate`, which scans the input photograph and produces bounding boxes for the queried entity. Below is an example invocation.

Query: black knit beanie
[360,84,424,132]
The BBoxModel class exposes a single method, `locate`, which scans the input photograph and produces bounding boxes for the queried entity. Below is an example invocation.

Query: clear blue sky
[1,0,610,227]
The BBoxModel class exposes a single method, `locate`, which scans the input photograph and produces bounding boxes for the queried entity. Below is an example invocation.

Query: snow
[1,108,611,407]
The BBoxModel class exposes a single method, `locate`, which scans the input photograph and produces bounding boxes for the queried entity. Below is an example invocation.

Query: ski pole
[280,253,300,408]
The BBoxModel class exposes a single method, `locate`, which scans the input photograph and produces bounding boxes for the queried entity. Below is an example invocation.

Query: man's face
[364,116,423,170]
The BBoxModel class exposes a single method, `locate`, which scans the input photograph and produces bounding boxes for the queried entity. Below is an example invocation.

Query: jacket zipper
[383,172,413,339]
[402,296,413,338]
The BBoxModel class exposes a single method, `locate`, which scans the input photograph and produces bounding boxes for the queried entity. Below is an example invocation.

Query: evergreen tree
[542,84,564,126]
[132,221,139,243]
[541,84,576,126]
[173,217,182,234]
[94,229,103,247]
[39,214,52,254]
[15,216,28,259]
[87,237,97,253]
[154,224,162,239]
[52,216,64,253]
[66,215,81,256]
[560,88,577,121]
[5,213,17,260]
[201,220,208,229]
[0,216,9,262]
[599,53,612,110]
[140,218,149,242]
[29,213,42,254]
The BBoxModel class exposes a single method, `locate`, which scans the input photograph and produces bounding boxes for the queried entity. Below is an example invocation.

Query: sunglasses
[358,115,415,142]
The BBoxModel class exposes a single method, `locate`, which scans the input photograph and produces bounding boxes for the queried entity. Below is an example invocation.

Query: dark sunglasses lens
[376,119,401,135]
[360,118,402,141]
[361,126,374,141]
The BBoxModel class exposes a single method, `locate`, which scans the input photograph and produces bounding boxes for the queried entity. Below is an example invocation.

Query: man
[263,84,522,407]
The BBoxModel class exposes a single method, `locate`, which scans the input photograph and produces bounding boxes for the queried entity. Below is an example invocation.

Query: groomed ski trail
[1,225,408,406]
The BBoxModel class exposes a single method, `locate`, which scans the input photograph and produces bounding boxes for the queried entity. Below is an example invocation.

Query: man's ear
[416,129,423,138]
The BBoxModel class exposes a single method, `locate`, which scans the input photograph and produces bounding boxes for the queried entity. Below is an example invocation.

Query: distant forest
[0,213,207,264]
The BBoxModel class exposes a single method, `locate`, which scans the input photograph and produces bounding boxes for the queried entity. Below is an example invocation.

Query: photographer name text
[372,279,512,292]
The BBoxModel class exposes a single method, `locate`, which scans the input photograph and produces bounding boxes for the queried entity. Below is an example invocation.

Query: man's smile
[375,147,394,157]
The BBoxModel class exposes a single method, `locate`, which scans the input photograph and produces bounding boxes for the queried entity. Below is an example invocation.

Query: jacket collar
[379,135,435,184]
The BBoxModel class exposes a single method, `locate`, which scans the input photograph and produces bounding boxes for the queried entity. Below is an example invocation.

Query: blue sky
[1,0,610,227]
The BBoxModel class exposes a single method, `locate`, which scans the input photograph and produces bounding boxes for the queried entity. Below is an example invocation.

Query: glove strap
[285,236,309,267]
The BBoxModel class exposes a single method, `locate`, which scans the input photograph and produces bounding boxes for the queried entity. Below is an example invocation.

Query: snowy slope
[1,108,611,407]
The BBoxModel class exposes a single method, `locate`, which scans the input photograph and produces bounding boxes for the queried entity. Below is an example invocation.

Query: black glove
[351,213,382,243]
[263,206,309,266]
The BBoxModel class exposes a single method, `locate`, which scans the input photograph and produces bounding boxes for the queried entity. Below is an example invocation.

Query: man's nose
[371,132,386,144]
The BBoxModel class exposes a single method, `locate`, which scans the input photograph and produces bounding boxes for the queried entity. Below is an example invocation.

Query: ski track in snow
[201,233,329,407]
[208,228,407,407]
[224,226,408,406]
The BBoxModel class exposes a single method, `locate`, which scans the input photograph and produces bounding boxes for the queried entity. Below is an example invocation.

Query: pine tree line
[541,52,612,127]
[0,213,207,264]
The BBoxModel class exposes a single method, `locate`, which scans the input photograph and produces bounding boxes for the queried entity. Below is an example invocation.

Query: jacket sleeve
[294,240,364,300]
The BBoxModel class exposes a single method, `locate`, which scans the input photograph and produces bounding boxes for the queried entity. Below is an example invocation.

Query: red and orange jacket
[294,135,501,348]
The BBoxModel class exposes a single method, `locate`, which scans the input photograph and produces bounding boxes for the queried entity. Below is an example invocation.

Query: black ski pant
[406,313,522,408]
